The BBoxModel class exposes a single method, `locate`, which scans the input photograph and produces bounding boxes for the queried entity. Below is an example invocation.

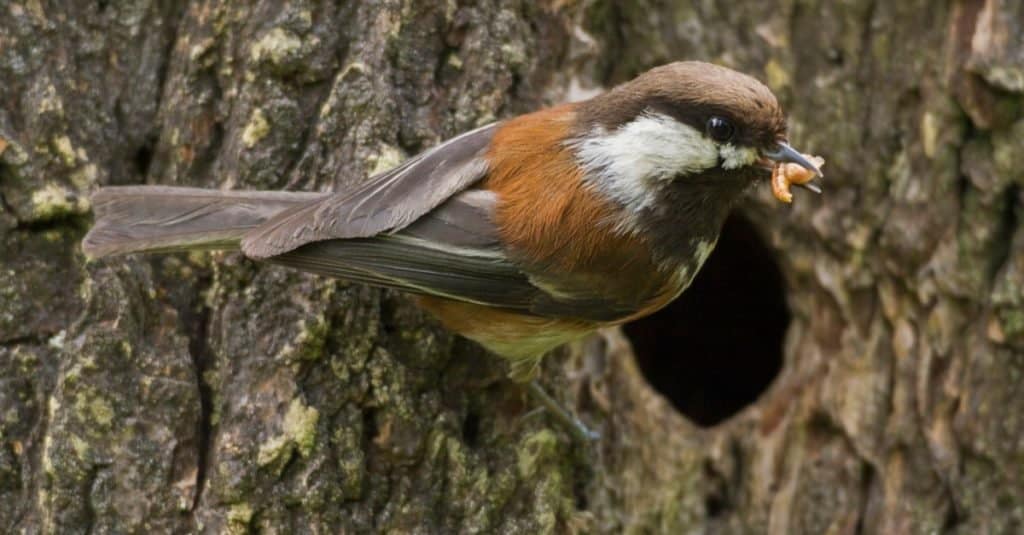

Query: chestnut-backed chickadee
[84,61,822,441]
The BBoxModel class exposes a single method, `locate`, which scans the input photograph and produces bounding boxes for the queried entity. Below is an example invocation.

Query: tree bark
[1,0,1022,533]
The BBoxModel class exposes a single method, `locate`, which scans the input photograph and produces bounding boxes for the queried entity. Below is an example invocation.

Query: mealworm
[771,155,825,203]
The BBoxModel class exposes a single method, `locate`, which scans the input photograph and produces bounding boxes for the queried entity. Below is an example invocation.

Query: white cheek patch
[720,142,761,168]
[718,144,759,169]
[572,113,719,211]
[572,113,758,216]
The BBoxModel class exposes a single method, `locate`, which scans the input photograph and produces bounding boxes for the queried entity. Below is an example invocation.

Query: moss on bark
[2,0,1024,533]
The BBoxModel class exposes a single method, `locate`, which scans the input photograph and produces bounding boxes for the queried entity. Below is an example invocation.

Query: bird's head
[572,61,821,215]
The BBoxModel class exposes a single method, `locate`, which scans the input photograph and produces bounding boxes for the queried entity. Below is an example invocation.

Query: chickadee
[84,61,822,441]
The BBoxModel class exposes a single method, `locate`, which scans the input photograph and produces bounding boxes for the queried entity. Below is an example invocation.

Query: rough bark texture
[1,0,1023,533]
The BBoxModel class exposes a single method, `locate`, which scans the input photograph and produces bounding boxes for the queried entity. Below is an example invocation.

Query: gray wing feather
[267,190,634,321]
[402,189,499,247]
[242,123,498,259]
[269,237,536,306]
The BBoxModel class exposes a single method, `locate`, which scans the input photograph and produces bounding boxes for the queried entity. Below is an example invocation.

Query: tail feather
[82,186,327,259]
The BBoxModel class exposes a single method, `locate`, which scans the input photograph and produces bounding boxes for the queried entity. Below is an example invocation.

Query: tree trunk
[1,0,1022,533]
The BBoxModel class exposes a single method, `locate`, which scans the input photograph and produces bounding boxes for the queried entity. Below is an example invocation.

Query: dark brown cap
[577,61,787,149]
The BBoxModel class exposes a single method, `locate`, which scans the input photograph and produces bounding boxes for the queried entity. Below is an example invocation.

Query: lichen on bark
[2,0,1024,533]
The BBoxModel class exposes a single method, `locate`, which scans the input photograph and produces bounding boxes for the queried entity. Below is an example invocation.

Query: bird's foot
[527,381,600,443]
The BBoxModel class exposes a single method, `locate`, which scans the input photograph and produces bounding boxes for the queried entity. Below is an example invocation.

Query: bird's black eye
[706,116,735,142]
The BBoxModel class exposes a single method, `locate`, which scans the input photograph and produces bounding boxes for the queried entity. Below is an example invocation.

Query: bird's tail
[82,186,328,259]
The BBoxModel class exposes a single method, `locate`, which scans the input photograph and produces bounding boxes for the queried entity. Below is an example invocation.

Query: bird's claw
[527,381,600,444]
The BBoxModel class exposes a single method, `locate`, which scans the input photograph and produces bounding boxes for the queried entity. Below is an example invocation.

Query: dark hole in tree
[134,140,155,177]
[623,214,788,427]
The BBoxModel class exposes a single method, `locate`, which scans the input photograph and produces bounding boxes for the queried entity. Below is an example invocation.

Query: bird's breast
[481,103,710,322]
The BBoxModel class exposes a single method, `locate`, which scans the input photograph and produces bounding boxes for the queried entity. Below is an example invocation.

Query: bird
[83,61,822,442]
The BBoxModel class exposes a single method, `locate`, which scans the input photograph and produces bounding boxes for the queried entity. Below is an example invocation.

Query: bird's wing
[266,190,639,322]
[242,123,498,259]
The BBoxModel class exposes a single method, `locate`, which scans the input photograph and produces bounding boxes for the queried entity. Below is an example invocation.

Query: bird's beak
[763,142,823,177]
[761,141,823,194]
